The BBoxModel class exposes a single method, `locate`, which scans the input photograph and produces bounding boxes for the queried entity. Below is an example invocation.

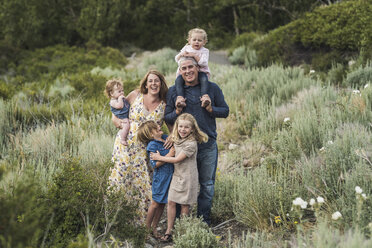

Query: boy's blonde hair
[104,78,123,99]
[171,113,208,144]
[137,120,159,144]
[187,28,208,44]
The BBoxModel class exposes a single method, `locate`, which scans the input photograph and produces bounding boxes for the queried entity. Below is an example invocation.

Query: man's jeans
[197,141,218,225]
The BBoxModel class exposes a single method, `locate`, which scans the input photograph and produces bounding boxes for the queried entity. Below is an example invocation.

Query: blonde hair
[139,70,168,102]
[137,120,159,144]
[187,28,208,44]
[171,113,208,144]
[104,78,123,99]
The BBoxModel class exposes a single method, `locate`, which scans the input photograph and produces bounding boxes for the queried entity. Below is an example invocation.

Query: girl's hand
[150,151,161,160]
[164,136,173,149]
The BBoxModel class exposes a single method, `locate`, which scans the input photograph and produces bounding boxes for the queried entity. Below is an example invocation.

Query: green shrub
[327,63,347,85]
[251,0,372,69]
[43,157,144,247]
[345,62,372,88]
[0,174,49,248]
[173,216,219,248]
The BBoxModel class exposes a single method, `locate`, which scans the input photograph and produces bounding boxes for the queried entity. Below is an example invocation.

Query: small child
[150,113,208,242]
[105,79,130,145]
[137,120,175,238]
[175,28,211,108]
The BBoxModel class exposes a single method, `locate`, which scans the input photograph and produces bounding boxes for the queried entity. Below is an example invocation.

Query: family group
[104,28,229,242]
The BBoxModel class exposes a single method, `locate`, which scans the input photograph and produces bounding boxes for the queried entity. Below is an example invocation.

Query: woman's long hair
[139,70,168,102]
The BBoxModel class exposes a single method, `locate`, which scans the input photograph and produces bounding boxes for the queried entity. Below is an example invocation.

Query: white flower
[332,211,342,220]
[327,140,334,145]
[292,197,308,209]
[362,193,367,200]
[309,198,316,206]
[365,84,369,89]
[284,117,290,123]
[228,143,238,150]
[348,60,355,67]
[319,147,325,152]
[355,186,363,194]
[352,90,361,95]
[260,157,265,163]
[309,70,315,74]
[317,196,325,204]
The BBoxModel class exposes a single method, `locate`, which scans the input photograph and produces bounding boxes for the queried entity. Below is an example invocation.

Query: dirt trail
[209,50,231,65]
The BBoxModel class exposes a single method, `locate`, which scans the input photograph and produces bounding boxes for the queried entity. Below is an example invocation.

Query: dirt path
[209,50,231,65]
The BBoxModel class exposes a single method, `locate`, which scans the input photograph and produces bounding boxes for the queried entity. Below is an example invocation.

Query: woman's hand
[150,151,161,160]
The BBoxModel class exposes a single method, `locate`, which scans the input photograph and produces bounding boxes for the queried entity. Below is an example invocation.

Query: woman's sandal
[160,233,173,243]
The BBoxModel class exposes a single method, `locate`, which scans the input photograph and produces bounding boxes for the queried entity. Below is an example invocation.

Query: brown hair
[104,78,123,99]
[187,28,208,44]
[171,113,208,144]
[137,120,159,144]
[139,70,168,102]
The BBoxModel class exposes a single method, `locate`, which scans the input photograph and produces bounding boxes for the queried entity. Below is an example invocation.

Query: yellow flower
[274,216,281,224]
[294,221,298,224]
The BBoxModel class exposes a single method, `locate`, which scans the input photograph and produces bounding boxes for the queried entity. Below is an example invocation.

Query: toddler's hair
[187,28,208,44]
[171,113,208,144]
[104,78,123,99]
[137,120,159,144]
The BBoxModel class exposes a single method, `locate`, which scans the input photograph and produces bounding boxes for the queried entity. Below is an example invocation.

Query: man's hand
[200,95,212,113]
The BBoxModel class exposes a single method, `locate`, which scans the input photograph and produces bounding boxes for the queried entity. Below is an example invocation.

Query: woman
[109,70,169,225]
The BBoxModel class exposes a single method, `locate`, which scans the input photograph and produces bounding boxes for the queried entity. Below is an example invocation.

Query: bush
[173,216,219,248]
[345,62,372,88]
[0,174,49,248]
[43,157,144,247]
[251,0,372,69]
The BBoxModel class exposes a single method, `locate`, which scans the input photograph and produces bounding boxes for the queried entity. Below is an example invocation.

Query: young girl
[175,28,211,108]
[105,79,130,145]
[137,120,175,238]
[150,113,208,242]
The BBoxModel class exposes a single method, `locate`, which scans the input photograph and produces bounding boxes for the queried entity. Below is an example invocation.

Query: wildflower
[260,157,265,163]
[327,140,333,145]
[355,186,363,194]
[319,147,325,152]
[294,221,298,224]
[317,196,325,204]
[293,197,308,209]
[309,70,315,74]
[274,216,281,224]
[284,117,290,123]
[348,60,355,67]
[215,235,222,240]
[332,211,342,220]
[352,90,361,95]
[309,198,316,206]
[362,193,367,200]
[365,84,369,89]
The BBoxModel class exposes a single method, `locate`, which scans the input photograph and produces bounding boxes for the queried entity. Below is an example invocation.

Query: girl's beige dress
[168,136,198,205]
[108,93,166,225]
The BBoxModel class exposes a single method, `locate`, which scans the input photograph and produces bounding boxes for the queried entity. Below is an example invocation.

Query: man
[164,56,229,225]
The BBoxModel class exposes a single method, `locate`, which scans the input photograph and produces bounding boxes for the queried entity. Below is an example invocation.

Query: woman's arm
[125,89,139,105]
[151,150,187,164]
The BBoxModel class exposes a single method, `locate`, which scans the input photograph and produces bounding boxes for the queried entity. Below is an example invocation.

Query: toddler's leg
[175,75,186,108]
[119,118,130,146]
[199,72,211,108]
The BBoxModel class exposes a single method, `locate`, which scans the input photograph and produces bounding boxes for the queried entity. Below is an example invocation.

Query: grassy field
[0,47,371,247]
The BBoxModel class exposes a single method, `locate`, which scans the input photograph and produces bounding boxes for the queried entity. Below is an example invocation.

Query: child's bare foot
[201,94,211,108]
[176,96,186,108]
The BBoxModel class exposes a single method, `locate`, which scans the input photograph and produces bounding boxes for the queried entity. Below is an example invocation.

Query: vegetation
[229,0,372,71]
[1,0,372,246]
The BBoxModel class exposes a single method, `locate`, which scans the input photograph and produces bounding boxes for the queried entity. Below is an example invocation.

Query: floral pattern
[109,93,165,225]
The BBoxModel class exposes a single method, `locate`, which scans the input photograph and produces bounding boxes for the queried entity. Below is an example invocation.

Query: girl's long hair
[171,113,208,144]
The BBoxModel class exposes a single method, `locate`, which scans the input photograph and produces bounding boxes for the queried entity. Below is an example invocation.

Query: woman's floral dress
[109,93,166,225]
